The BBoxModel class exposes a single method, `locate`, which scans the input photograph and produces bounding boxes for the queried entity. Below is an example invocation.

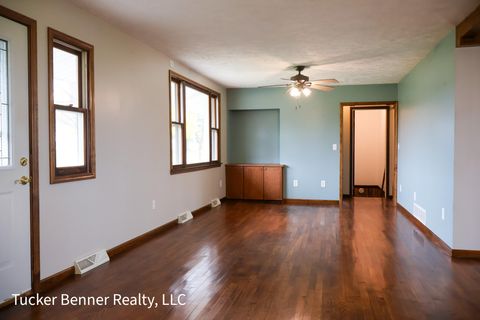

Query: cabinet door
[263,166,283,200]
[226,166,244,199]
[244,166,264,200]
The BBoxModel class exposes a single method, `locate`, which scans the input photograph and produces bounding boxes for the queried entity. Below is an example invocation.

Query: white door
[0,16,31,303]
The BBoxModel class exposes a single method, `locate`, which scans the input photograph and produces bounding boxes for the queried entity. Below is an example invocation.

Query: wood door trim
[339,102,398,204]
[0,5,40,293]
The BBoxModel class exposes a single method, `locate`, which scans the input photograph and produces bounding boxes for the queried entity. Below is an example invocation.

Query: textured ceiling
[69,0,479,87]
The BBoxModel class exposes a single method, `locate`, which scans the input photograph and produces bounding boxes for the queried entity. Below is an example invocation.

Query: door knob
[20,157,28,167]
[15,176,31,185]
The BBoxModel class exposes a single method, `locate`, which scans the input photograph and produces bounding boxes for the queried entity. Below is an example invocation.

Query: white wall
[0,0,226,278]
[354,109,387,187]
[453,46,480,250]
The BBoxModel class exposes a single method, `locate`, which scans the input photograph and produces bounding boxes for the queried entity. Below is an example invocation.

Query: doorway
[339,102,397,203]
[351,107,389,198]
[0,5,39,304]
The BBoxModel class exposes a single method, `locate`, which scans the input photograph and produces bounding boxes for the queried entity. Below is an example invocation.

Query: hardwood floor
[2,198,480,319]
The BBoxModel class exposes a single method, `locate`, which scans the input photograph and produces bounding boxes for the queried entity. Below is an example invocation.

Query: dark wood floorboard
[1,198,480,319]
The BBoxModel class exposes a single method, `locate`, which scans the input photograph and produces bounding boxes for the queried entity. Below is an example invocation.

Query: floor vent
[211,198,221,207]
[413,203,427,225]
[74,249,109,275]
[178,211,193,224]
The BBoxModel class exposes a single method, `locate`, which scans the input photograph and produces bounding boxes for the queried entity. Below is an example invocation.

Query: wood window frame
[169,70,221,174]
[48,28,95,183]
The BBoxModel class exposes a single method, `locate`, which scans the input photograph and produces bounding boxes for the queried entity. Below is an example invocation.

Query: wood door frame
[350,106,390,198]
[339,102,398,204]
[0,5,40,293]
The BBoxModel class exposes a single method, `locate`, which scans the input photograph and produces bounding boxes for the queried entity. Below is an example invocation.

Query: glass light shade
[302,87,312,97]
[289,87,301,97]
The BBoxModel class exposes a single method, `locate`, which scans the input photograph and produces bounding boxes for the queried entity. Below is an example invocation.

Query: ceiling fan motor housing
[291,66,309,82]
[290,73,309,82]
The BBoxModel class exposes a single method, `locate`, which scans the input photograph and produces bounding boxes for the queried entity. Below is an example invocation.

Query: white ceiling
[70,0,479,88]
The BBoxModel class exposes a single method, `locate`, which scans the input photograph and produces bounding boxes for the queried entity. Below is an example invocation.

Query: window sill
[170,162,222,175]
[50,172,96,184]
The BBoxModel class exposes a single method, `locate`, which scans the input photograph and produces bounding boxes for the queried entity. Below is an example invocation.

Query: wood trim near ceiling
[0,4,40,294]
[339,102,398,204]
[456,4,480,48]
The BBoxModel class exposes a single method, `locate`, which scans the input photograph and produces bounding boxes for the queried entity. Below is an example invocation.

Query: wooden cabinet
[263,166,283,200]
[226,164,284,200]
[226,165,244,199]
[244,166,264,199]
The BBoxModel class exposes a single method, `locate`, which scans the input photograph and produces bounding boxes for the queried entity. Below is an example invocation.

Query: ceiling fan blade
[258,84,290,88]
[280,78,294,81]
[310,79,339,84]
[311,84,335,92]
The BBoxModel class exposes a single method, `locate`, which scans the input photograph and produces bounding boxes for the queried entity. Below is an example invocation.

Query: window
[169,71,220,174]
[48,28,95,183]
[0,39,10,167]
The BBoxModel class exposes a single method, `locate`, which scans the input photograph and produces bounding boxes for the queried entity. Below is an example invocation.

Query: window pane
[53,47,79,107]
[185,86,210,164]
[215,98,219,129]
[0,39,10,167]
[211,129,218,161]
[55,109,85,167]
[210,97,216,128]
[171,124,182,165]
[170,81,179,122]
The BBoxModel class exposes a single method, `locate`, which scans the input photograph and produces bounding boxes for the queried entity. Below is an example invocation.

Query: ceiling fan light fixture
[289,86,301,97]
[260,66,338,96]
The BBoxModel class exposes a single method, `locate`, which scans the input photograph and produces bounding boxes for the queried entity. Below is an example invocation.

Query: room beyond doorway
[352,107,388,198]
[339,102,398,203]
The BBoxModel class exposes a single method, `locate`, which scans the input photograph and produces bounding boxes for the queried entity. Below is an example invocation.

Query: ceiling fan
[260,66,339,97]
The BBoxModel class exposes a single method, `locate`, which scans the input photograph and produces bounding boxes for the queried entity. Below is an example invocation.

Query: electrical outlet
[332,144,337,151]
[293,179,298,188]
[413,192,416,201]
[399,184,402,192]
[152,200,156,210]
[321,180,326,188]
[219,179,223,188]
[441,208,445,221]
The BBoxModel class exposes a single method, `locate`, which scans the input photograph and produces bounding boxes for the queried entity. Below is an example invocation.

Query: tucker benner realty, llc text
[13,293,186,309]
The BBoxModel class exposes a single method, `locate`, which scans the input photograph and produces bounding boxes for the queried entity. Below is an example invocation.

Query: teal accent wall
[227,84,397,200]
[398,31,455,246]
[228,109,280,163]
